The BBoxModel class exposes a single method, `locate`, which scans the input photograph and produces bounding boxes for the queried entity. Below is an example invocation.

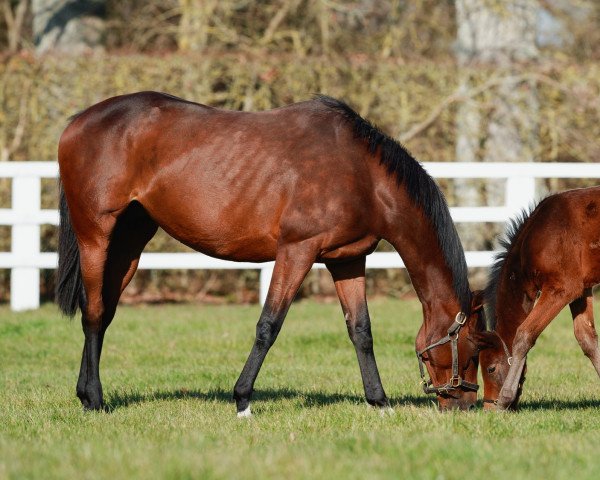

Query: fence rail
[2,161,600,311]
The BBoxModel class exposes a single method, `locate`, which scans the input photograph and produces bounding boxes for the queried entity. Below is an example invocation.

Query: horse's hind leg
[76,203,158,410]
[327,258,389,409]
[570,288,600,377]
[233,241,317,417]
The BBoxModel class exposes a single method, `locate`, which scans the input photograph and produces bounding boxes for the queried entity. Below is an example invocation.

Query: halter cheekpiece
[416,311,479,395]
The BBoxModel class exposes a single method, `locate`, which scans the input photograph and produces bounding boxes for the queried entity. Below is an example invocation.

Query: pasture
[1,298,600,479]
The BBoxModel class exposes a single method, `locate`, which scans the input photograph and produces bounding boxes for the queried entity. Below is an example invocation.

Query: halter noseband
[416,312,479,396]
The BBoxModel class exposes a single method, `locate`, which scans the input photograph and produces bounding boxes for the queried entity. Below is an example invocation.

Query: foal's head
[472,259,532,410]
[475,331,528,410]
[470,207,535,409]
[416,291,485,411]
[472,328,519,409]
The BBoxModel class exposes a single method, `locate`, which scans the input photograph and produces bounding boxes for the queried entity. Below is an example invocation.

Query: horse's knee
[347,315,374,353]
[255,315,278,349]
[512,329,536,357]
[575,329,599,358]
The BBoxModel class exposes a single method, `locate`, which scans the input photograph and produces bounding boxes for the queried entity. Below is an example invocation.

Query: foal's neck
[496,267,533,348]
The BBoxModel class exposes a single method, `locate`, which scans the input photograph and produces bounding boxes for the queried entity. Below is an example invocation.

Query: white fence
[2,161,600,311]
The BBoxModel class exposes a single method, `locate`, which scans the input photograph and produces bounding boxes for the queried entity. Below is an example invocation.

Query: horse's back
[58,92,380,262]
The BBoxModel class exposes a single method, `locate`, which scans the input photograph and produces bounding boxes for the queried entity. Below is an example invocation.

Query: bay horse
[56,91,481,415]
[474,186,600,409]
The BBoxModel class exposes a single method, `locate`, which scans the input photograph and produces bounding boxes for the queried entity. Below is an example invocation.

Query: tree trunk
[454,0,539,255]
[31,0,105,54]
[178,0,218,52]
[2,0,28,53]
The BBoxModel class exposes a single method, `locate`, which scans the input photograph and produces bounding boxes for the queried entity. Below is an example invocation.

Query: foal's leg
[496,288,569,410]
[570,288,600,377]
[233,242,317,417]
[327,258,389,408]
[76,206,157,410]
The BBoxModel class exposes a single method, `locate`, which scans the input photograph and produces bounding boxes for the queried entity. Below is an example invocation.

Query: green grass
[1,299,600,479]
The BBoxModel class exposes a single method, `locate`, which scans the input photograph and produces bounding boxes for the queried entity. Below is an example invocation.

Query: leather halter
[416,312,479,396]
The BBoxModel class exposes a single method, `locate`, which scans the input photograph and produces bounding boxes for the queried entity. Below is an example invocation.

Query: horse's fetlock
[366,392,388,408]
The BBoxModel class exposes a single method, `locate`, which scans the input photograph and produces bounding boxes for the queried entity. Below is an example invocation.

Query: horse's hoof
[379,406,395,417]
[237,406,252,418]
[82,402,105,412]
[77,390,103,411]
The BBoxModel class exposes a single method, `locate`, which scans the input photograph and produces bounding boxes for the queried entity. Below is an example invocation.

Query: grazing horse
[474,187,600,410]
[56,91,480,415]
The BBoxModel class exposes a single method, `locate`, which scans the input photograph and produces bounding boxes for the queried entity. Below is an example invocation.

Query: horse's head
[416,290,485,411]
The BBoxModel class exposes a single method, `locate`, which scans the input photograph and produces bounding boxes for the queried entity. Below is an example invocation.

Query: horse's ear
[471,290,484,313]
[470,290,486,330]
[470,330,502,351]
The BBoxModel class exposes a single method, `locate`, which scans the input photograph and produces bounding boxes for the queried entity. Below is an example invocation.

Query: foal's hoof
[495,391,516,411]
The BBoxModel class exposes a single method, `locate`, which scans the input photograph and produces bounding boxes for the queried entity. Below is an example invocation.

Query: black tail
[55,183,85,316]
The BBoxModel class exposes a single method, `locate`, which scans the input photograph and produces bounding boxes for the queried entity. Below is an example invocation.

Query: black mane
[316,95,471,315]
[484,204,540,329]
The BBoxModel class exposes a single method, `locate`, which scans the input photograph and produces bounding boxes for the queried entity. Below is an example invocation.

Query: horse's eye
[487,366,496,374]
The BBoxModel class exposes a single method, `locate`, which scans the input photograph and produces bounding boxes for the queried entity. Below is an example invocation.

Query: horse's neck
[386,208,461,318]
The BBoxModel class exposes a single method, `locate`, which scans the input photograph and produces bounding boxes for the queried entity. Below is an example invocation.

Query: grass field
[2,298,600,479]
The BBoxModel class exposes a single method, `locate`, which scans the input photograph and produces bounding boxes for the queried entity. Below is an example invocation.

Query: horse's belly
[142,199,278,262]
[186,232,278,263]
[317,236,380,262]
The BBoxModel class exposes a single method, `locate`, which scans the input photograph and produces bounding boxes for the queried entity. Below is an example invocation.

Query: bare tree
[2,0,28,53]
[454,0,540,253]
[177,0,217,51]
[31,0,106,54]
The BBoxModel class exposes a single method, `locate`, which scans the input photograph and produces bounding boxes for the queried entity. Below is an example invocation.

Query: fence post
[259,265,273,306]
[505,174,536,217]
[10,176,41,311]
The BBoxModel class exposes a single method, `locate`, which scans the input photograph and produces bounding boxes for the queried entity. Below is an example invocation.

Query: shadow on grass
[104,387,432,412]
[518,398,600,411]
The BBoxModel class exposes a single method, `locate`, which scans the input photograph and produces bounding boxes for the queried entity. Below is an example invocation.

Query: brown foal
[475,187,600,409]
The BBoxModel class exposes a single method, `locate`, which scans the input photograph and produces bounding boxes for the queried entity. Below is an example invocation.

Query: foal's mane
[484,203,542,329]
[315,95,471,314]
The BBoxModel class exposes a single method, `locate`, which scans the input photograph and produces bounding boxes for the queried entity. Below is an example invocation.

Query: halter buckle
[455,311,467,325]
[450,376,462,388]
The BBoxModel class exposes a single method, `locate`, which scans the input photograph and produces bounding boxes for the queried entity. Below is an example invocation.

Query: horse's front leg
[496,288,568,410]
[233,241,317,417]
[327,258,389,410]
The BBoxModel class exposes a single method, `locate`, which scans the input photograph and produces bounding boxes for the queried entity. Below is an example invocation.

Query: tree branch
[398,72,581,144]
